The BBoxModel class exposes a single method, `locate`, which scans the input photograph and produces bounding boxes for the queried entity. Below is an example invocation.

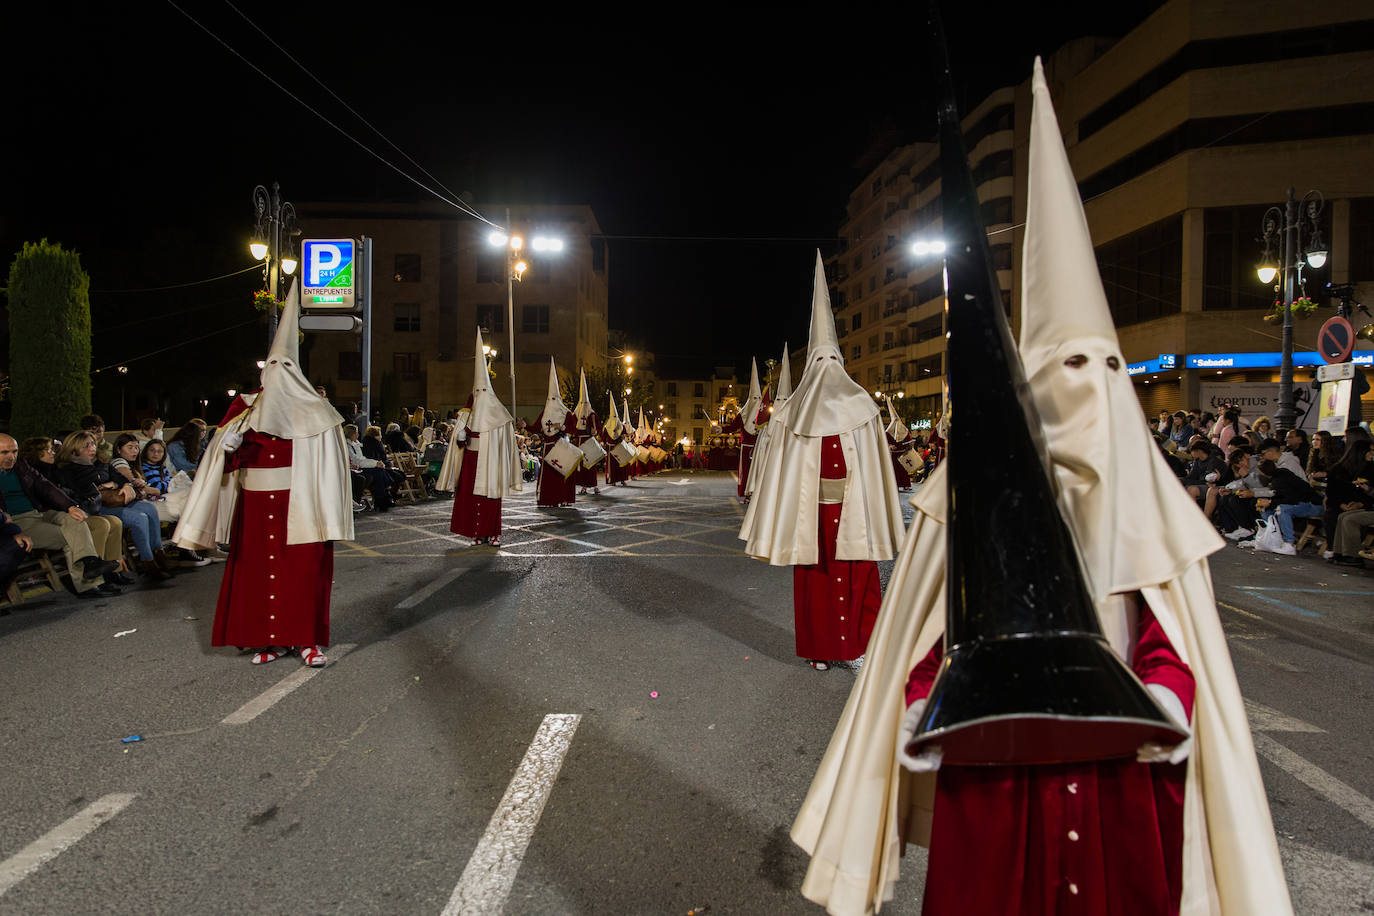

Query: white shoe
[1225,527,1254,540]
[1237,539,1258,549]
[1268,542,1297,556]
[1322,550,1334,560]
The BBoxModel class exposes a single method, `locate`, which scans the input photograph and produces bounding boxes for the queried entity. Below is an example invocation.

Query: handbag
[99,485,130,508]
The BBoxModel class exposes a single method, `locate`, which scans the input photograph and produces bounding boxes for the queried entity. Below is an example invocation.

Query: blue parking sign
[302,239,356,310]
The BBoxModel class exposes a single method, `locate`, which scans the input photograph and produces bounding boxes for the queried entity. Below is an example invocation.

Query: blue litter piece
[121,735,143,744]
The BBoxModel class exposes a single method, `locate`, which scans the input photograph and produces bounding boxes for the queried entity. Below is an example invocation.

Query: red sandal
[298,646,327,668]
[251,647,288,665]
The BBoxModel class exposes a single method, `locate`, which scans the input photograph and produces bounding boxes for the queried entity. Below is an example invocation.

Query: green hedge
[7,240,92,439]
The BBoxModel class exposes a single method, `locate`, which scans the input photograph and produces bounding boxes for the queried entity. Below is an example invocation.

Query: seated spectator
[167,419,208,478]
[0,507,32,597]
[1257,437,1306,481]
[1248,458,1323,555]
[384,422,416,455]
[344,424,393,513]
[1216,449,1272,539]
[422,423,449,483]
[1307,430,1340,482]
[56,431,172,581]
[1245,415,1274,450]
[1326,439,1374,566]
[1213,410,1244,452]
[1182,441,1225,503]
[0,432,123,596]
[109,434,164,502]
[19,437,62,485]
[1154,435,1186,478]
[134,417,165,448]
[139,440,174,494]
[1285,428,1310,470]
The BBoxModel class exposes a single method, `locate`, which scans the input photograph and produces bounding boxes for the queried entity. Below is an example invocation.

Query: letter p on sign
[309,244,342,285]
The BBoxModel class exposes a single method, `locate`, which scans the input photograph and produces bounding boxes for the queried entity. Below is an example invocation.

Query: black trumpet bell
[905,4,1187,766]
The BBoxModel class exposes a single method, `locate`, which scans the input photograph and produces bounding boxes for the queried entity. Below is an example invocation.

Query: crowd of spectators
[1154,404,1373,566]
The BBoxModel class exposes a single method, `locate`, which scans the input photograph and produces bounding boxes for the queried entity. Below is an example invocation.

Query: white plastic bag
[168,470,193,493]
[1252,516,1284,552]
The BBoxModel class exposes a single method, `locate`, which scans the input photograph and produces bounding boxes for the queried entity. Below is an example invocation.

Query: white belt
[242,466,292,491]
[819,476,847,504]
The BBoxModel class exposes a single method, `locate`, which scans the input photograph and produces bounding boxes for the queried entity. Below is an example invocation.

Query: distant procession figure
[744,343,790,501]
[444,329,521,546]
[602,392,630,486]
[527,358,577,508]
[570,368,601,495]
[884,395,913,490]
[174,281,353,668]
[622,400,640,479]
[740,253,905,671]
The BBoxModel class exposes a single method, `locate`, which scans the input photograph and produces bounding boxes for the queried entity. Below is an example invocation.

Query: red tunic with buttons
[791,435,882,662]
[528,412,577,507]
[449,430,502,539]
[211,401,333,649]
[906,603,1193,916]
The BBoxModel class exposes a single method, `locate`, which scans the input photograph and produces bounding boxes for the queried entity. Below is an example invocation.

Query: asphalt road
[0,471,1370,915]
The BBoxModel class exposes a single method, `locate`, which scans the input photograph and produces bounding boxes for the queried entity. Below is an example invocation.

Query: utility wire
[94,295,248,333]
[92,317,260,374]
[163,0,500,231]
[92,263,261,293]
[220,0,476,222]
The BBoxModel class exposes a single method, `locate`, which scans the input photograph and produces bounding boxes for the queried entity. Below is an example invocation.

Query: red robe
[906,604,1194,916]
[887,432,912,489]
[792,435,881,661]
[449,431,502,539]
[212,396,332,649]
[529,412,577,507]
[570,412,600,490]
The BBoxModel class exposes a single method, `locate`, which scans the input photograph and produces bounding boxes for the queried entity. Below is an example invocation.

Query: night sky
[6,2,1160,400]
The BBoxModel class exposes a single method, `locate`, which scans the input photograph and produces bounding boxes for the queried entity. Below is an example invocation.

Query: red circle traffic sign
[1318,315,1355,364]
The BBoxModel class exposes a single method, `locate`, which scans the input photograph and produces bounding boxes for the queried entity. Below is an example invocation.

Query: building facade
[831,0,1374,427]
[297,202,609,421]
[657,365,740,444]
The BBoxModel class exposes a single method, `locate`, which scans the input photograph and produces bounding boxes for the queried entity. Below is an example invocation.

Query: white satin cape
[173,404,354,551]
[791,463,1293,916]
[435,412,522,499]
[739,415,903,565]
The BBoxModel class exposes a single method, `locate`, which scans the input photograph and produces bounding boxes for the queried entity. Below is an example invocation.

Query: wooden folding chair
[1294,518,1325,553]
[1,551,66,609]
[391,452,428,504]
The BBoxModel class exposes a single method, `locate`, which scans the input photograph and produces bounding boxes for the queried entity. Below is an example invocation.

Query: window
[914,274,944,304]
[666,382,678,396]
[475,304,505,332]
[990,243,1013,271]
[836,316,847,337]
[718,387,729,401]
[393,302,420,332]
[693,383,704,397]
[1097,215,1183,325]
[915,315,943,342]
[868,334,879,355]
[394,253,421,283]
[915,354,942,377]
[869,276,877,292]
[851,345,862,360]
[522,304,550,333]
[393,351,420,380]
[871,243,881,260]
[476,257,503,284]
[980,197,1013,227]
[972,149,1015,185]
[871,178,883,197]
[692,427,703,442]
[338,351,361,381]
[851,311,863,331]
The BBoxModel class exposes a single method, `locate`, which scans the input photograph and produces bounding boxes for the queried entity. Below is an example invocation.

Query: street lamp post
[487,209,563,418]
[251,182,300,351]
[116,366,129,429]
[1257,187,1326,431]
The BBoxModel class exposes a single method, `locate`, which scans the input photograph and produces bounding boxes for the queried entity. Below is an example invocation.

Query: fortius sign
[301,239,356,310]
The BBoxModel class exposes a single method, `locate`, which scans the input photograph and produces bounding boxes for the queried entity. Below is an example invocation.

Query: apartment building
[296,202,609,419]
[657,365,740,444]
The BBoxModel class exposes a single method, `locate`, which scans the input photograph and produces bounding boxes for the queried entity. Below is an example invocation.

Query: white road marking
[1278,838,1374,914]
[220,644,355,726]
[444,713,581,916]
[395,567,470,609]
[0,793,136,897]
[671,478,693,486]
[1251,733,1374,831]
[1244,699,1326,734]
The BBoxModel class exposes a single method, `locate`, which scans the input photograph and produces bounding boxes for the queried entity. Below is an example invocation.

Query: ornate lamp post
[251,182,300,350]
[1257,188,1326,430]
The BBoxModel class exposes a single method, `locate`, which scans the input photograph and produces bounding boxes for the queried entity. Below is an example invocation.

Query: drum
[579,436,607,468]
[544,437,584,478]
[611,440,638,467]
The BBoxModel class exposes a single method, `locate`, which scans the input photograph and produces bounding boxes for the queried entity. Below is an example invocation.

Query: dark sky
[6,3,1161,393]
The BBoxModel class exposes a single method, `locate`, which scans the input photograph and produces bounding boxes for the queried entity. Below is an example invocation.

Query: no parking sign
[1317,315,1355,364]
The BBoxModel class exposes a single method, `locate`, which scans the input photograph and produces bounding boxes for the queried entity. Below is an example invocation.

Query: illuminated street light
[227,388,238,397]
[487,230,508,247]
[250,238,268,261]
[250,182,299,349]
[256,360,266,370]
[281,243,298,276]
[510,236,523,250]
[911,239,947,257]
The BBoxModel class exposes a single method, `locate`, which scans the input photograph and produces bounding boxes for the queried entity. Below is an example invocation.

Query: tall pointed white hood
[1019,57,1221,600]
[574,367,595,425]
[248,279,341,438]
[539,358,569,434]
[741,358,762,435]
[775,251,877,436]
[621,398,633,435]
[776,343,793,402]
[469,327,514,433]
[884,395,909,442]
[604,391,622,438]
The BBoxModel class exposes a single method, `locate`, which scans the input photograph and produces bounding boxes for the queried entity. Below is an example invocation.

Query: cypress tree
[6,240,92,439]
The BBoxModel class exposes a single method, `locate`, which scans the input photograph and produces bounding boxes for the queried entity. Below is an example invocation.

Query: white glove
[896,699,943,773]
[1137,684,1192,765]
[221,430,244,452]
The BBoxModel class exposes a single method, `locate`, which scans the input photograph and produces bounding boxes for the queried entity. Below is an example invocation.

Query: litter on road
[113,629,137,638]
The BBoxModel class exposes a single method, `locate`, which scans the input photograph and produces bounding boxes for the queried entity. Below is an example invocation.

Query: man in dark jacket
[0,434,118,596]
[1251,458,1323,555]
[0,508,32,597]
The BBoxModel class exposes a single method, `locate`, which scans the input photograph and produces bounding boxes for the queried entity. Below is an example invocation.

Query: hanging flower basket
[253,289,281,313]
[1265,297,1318,323]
